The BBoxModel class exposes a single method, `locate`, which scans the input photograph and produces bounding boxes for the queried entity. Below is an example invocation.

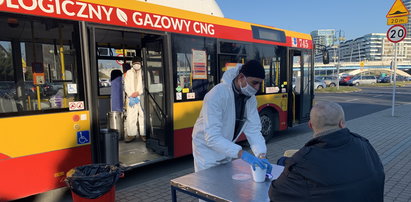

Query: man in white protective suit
[124,56,146,143]
[192,60,272,174]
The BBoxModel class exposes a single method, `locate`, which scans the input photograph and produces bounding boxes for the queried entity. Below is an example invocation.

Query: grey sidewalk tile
[116,104,411,201]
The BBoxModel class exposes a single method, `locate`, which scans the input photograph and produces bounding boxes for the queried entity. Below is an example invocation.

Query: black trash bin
[65,164,121,202]
[100,129,119,165]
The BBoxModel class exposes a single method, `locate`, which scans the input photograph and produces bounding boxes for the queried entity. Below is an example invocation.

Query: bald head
[309,101,345,134]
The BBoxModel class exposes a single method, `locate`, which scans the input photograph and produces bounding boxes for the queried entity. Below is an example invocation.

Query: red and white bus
[0,0,314,200]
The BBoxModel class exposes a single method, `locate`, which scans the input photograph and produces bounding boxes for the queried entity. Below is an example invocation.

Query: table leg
[171,186,177,202]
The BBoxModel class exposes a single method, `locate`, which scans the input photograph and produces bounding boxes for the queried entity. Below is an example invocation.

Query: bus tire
[259,109,277,141]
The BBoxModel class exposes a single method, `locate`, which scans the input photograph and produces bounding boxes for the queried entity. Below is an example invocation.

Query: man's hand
[276,157,288,166]
[131,92,140,97]
[240,151,266,170]
[260,158,272,174]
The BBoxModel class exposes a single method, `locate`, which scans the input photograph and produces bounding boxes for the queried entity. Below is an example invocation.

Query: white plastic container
[250,166,267,182]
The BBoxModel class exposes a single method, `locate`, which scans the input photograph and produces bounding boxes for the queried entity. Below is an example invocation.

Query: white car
[99,78,111,87]
[292,77,326,90]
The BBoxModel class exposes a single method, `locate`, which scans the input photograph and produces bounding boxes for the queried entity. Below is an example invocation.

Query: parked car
[316,76,338,87]
[339,75,354,86]
[99,78,111,87]
[379,75,409,83]
[314,78,327,89]
[377,76,388,83]
[347,75,377,86]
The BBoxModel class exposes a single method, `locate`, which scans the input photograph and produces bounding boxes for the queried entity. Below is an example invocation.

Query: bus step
[146,138,169,156]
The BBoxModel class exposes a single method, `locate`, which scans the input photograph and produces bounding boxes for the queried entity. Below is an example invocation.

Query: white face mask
[132,64,141,70]
[239,77,258,96]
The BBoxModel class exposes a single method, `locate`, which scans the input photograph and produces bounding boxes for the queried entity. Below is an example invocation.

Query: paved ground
[114,103,411,202]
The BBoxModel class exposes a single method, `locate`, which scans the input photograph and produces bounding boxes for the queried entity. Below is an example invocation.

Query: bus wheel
[259,109,276,141]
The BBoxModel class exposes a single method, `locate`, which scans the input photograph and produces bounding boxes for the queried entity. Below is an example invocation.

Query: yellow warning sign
[387,16,409,25]
[386,0,409,18]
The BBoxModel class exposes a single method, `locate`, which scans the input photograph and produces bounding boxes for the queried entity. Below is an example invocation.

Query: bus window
[172,34,216,101]
[218,41,250,81]
[0,15,83,115]
[253,44,286,94]
[0,41,16,113]
[219,41,248,55]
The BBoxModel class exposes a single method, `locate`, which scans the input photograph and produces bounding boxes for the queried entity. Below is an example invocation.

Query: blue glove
[276,156,288,166]
[241,151,266,171]
[260,158,272,174]
[128,97,140,107]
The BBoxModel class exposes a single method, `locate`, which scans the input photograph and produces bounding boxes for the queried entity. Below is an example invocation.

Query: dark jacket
[269,128,385,202]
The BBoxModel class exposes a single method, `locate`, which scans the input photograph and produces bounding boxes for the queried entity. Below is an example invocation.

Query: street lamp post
[337,30,345,90]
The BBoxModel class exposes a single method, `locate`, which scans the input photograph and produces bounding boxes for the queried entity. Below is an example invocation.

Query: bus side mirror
[322,50,329,64]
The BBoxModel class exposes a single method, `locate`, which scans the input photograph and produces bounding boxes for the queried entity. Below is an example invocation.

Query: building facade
[339,33,411,63]
[404,0,411,38]
[311,29,335,55]
[314,33,411,64]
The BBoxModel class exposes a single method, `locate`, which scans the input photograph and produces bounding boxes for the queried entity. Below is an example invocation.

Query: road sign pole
[392,43,397,117]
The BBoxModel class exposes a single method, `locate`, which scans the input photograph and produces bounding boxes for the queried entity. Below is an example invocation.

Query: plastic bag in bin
[65,164,122,199]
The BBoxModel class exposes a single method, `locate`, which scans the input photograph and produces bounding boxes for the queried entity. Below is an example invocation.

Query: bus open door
[288,49,314,126]
[142,35,171,157]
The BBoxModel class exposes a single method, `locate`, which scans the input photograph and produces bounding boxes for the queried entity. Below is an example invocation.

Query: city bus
[0,0,314,200]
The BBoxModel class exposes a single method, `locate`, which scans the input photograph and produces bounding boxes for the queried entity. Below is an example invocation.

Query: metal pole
[337,48,340,90]
[391,43,397,117]
[359,43,362,80]
[336,32,341,90]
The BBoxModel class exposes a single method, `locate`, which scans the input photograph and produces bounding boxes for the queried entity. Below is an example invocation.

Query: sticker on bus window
[192,49,207,80]
[266,87,280,94]
[80,114,87,120]
[77,131,90,145]
[187,93,195,99]
[176,86,182,92]
[69,101,84,110]
[182,88,189,93]
[67,84,77,94]
[176,92,182,100]
[281,88,286,93]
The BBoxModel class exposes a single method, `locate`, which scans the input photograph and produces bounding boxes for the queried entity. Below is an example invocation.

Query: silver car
[314,78,327,89]
[347,76,377,86]
[316,76,338,87]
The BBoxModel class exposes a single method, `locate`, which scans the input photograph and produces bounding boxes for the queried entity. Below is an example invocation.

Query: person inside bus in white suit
[124,56,146,143]
[192,60,272,173]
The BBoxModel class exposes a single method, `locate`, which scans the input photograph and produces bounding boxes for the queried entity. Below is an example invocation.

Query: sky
[215,0,395,40]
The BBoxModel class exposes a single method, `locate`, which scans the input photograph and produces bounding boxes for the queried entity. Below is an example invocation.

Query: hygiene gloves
[241,151,272,174]
[128,97,140,107]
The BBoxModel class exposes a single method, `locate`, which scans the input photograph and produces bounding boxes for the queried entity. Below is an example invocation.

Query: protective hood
[221,65,241,84]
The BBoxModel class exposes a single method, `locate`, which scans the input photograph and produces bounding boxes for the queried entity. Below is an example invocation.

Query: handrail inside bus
[145,87,166,119]
[292,91,296,124]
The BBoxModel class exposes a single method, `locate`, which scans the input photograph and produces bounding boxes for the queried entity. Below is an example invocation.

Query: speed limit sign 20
[387,25,407,43]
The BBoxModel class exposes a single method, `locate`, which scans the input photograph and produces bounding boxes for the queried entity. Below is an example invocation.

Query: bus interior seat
[0,97,18,113]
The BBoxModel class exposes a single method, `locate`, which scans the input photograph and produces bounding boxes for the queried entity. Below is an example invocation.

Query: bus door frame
[287,49,314,126]
[86,23,173,162]
[141,34,173,157]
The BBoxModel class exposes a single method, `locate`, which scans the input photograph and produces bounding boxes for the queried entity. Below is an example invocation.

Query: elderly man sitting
[269,101,385,202]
